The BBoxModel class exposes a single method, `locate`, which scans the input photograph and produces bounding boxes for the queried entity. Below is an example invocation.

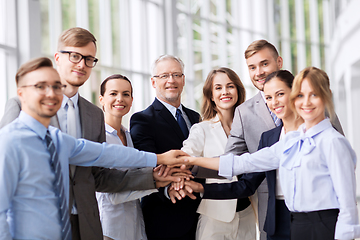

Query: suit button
[73,181,76,185]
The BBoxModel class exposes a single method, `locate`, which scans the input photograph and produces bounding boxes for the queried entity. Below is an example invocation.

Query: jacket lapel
[253,92,276,130]
[270,125,282,145]
[210,116,227,153]
[182,105,199,125]
[153,99,187,141]
[78,96,91,139]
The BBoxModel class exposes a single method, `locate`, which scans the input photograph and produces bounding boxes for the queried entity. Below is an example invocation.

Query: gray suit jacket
[224,92,274,240]
[0,96,156,240]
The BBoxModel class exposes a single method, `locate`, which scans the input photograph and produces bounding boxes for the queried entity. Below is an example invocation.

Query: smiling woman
[96,74,157,240]
[181,67,258,240]
[187,67,360,240]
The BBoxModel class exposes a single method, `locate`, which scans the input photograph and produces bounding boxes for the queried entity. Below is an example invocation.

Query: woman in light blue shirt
[96,74,156,240]
[185,67,360,240]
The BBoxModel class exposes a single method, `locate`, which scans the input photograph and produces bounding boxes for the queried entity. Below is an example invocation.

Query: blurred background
[0,0,359,203]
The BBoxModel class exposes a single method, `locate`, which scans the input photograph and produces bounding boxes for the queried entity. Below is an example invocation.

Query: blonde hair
[290,67,335,121]
[245,39,279,60]
[57,27,97,50]
[201,67,246,121]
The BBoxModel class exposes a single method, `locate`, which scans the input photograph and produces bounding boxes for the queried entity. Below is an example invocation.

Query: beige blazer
[182,115,238,222]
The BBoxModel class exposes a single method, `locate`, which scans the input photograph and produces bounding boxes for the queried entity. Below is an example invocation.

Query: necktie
[67,99,77,178]
[67,99,77,138]
[176,109,189,138]
[45,131,71,240]
[270,110,282,127]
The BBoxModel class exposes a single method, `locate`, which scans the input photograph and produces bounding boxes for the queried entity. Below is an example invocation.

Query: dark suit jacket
[0,96,156,240]
[130,98,201,239]
[257,125,283,236]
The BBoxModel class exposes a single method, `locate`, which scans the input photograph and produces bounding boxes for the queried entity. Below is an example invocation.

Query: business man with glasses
[0,28,177,240]
[130,55,202,240]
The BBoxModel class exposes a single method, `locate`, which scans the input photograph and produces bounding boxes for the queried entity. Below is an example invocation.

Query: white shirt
[156,97,191,130]
[218,118,360,240]
[96,124,157,240]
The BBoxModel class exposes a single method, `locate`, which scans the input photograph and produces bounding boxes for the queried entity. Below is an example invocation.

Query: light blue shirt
[218,118,360,240]
[0,111,157,240]
[57,92,82,138]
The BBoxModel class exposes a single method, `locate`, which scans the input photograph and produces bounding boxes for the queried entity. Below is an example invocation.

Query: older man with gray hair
[130,55,202,240]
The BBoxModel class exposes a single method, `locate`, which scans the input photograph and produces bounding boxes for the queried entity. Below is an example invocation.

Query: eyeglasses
[20,83,66,95]
[59,50,98,68]
[153,73,184,80]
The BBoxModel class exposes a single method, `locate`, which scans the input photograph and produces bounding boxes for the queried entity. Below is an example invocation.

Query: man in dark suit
[130,55,201,240]
[0,28,181,240]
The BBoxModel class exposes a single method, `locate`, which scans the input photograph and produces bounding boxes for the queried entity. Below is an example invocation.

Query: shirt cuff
[218,153,234,180]
[146,152,157,167]
[191,165,199,176]
[334,215,360,239]
[164,186,170,199]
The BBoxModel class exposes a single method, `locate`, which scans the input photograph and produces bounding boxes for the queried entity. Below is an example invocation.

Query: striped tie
[176,109,189,138]
[270,110,282,127]
[45,130,71,240]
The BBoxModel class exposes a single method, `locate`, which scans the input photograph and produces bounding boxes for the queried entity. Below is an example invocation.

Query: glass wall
[0,0,342,128]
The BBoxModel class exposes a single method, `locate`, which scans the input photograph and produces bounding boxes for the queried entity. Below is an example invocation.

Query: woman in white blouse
[185,67,360,240]
[96,74,156,240]
[181,67,257,240]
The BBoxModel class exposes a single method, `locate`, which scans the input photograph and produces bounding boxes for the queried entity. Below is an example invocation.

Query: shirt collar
[105,123,117,136]
[61,92,79,109]
[297,118,332,137]
[259,91,266,102]
[105,123,129,136]
[282,118,332,170]
[156,97,183,118]
[18,111,48,140]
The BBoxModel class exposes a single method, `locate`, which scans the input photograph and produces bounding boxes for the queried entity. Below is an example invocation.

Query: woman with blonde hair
[181,67,257,240]
[186,67,360,240]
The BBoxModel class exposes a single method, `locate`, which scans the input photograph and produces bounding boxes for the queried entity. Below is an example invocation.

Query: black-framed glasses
[153,73,184,80]
[59,50,98,68]
[20,83,66,95]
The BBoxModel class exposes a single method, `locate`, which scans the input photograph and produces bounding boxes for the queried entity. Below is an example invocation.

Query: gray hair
[152,55,185,76]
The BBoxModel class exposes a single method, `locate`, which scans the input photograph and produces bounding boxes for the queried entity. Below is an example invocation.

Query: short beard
[157,91,181,106]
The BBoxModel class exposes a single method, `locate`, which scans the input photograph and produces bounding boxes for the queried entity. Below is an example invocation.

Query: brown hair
[100,74,133,97]
[264,70,294,89]
[57,27,97,51]
[290,67,335,121]
[245,39,279,60]
[16,57,53,86]
[202,67,246,121]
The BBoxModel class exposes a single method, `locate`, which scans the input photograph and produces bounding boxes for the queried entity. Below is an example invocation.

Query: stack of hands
[155,150,204,203]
